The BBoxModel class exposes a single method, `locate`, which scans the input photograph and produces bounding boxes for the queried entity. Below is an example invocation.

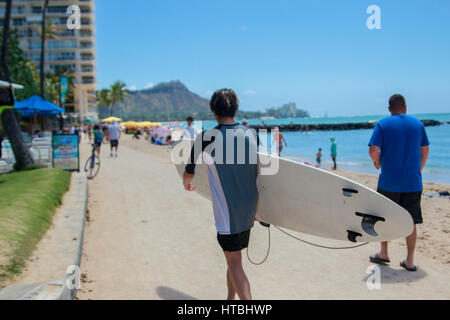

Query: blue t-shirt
[368,114,430,192]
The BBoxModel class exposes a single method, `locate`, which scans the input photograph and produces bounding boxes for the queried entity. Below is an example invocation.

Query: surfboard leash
[247,224,370,266]
[247,226,271,266]
[273,226,370,250]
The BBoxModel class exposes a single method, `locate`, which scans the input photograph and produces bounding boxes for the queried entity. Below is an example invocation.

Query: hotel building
[0,0,97,120]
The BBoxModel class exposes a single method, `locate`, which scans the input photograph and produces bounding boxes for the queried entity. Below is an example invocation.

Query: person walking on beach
[181,116,198,140]
[316,148,322,168]
[93,125,103,154]
[108,121,121,157]
[330,137,337,170]
[368,94,430,272]
[183,89,259,300]
[273,127,287,157]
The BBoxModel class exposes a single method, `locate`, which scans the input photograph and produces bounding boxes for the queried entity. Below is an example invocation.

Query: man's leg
[379,242,389,260]
[226,269,237,300]
[405,226,417,269]
[224,251,252,300]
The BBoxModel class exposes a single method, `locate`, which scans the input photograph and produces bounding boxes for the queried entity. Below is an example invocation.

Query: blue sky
[95,0,450,117]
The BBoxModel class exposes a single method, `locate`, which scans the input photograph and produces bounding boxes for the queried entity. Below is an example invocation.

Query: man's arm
[369,145,381,170]
[420,146,429,172]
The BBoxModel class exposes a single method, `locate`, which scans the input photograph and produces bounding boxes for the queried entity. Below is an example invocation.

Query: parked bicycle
[84,143,100,179]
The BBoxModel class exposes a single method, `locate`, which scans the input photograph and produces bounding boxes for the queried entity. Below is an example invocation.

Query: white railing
[1,136,53,169]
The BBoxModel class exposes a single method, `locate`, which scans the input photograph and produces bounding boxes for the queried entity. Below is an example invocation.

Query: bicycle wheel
[84,154,101,179]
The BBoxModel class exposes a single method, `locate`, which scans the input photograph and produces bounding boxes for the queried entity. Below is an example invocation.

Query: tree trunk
[0,0,35,170]
[1,109,35,168]
[1,0,12,81]
[40,0,50,97]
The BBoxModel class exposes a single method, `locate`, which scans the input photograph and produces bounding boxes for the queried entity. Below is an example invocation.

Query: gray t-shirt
[108,124,121,141]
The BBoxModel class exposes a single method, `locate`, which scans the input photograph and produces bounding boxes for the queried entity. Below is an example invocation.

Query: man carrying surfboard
[183,89,259,300]
[368,94,430,272]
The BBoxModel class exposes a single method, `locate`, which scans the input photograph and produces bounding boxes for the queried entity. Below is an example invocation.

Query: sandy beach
[76,135,450,300]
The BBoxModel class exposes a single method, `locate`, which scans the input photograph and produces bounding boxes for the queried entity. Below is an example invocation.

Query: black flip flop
[370,253,391,265]
[400,261,417,272]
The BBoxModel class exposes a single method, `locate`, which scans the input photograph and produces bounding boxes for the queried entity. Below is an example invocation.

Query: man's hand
[420,146,430,172]
[369,146,381,170]
[373,160,381,170]
[183,171,196,191]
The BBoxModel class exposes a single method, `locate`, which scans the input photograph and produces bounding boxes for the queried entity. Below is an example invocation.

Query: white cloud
[244,89,255,95]
[128,85,137,91]
[144,82,154,89]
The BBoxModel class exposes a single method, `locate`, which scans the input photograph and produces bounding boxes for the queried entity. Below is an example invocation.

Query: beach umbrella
[14,95,65,118]
[102,116,122,123]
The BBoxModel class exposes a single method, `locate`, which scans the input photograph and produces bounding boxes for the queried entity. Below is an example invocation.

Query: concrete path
[77,137,450,300]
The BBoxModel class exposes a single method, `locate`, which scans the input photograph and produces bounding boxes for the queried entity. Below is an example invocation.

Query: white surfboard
[173,141,414,243]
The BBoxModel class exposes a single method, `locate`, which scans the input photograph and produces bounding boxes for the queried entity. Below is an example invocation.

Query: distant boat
[261,116,275,120]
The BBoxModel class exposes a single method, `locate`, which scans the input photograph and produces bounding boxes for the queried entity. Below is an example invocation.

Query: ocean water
[173,113,450,185]
[275,125,450,185]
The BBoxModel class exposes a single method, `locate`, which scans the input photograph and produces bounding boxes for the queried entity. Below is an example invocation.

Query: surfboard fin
[356,213,386,237]
[259,222,271,228]
[347,230,362,243]
[343,188,358,197]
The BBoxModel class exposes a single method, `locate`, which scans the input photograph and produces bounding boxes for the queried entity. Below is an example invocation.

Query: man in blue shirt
[368,94,430,272]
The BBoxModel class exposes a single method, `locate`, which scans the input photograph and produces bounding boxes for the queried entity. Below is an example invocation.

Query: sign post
[52,133,80,172]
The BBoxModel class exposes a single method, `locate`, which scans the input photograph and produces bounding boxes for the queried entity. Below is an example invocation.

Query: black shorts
[378,188,423,225]
[217,230,251,252]
[110,139,119,148]
[94,141,102,148]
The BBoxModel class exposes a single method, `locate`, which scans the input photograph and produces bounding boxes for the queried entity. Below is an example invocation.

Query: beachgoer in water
[316,148,322,168]
[272,127,287,157]
[330,137,337,170]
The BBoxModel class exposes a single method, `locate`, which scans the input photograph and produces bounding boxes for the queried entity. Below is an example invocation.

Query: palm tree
[96,88,112,118]
[0,0,35,169]
[109,81,129,116]
[40,0,50,97]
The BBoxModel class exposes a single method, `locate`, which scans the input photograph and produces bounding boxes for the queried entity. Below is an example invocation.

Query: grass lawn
[0,169,71,288]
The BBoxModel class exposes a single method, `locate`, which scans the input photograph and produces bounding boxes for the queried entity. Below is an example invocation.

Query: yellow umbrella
[102,116,122,123]
[121,121,140,128]
[139,121,155,128]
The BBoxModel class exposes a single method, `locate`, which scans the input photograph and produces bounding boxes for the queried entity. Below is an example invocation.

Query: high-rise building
[0,0,97,120]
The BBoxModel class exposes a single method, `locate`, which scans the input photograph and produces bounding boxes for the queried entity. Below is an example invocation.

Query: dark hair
[389,94,406,110]
[94,125,99,130]
[186,117,194,122]
[210,89,239,118]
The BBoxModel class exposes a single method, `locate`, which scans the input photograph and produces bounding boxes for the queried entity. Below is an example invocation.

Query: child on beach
[316,148,322,168]
[183,89,259,300]
[93,125,103,154]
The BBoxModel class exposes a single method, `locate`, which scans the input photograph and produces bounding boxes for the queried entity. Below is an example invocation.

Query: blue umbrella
[14,95,65,118]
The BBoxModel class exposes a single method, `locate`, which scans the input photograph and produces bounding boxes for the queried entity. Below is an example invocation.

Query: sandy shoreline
[73,136,449,300]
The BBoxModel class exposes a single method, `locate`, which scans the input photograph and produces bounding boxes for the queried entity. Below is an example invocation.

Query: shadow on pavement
[362,264,427,284]
[156,286,198,300]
